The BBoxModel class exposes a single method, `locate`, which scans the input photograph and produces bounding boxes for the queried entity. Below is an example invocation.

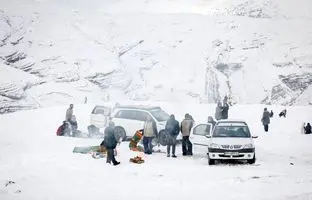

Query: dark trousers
[143,136,153,154]
[167,135,176,155]
[182,136,192,155]
[264,125,269,132]
[106,148,117,164]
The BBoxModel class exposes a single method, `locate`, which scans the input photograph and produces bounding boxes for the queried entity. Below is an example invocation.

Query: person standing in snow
[304,123,312,134]
[181,113,194,156]
[261,108,271,132]
[221,102,229,120]
[215,102,223,121]
[65,104,74,122]
[165,114,180,158]
[143,116,158,154]
[102,121,120,166]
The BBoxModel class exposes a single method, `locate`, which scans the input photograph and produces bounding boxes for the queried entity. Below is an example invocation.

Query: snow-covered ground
[0,102,312,200]
[1,0,312,113]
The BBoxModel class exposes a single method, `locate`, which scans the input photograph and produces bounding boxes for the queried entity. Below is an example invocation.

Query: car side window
[134,111,149,121]
[114,110,134,120]
[193,124,211,136]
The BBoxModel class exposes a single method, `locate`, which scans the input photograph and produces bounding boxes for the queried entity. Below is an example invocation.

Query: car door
[90,106,111,128]
[191,123,213,146]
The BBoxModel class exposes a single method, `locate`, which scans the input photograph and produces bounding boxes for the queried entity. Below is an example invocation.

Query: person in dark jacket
[180,113,194,156]
[165,114,180,158]
[101,121,120,165]
[221,103,229,119]
[143,116,158,154]
[304,123,312,134]
[261,108,271,132]
[215,102,223,120]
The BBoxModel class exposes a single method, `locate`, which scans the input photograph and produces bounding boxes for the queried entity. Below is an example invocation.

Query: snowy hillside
[1,0,312,113]
[1,103,312,200]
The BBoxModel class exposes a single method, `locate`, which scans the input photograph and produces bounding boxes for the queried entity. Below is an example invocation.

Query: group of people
[56,104,78,137]
[215,96,230,120]
[261,108,287,132]
[127,113,193,158]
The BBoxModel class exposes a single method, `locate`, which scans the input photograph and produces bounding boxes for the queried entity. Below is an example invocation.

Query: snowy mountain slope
[0,103,312,200]
[0,0,312,113]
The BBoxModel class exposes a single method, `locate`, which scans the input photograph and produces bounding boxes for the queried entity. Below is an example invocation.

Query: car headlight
[243,143,254,149]
[209,143,219,149]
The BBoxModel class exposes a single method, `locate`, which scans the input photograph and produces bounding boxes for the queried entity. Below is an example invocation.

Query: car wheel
[208,155,215,165]
[115,126,126,141]
[247,154,256,164]
[158,130,167,146]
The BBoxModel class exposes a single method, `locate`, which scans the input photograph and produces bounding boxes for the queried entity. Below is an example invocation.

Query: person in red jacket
[56,121,70,136]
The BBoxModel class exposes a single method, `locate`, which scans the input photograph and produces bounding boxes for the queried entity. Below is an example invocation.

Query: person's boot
[171,154,177,158]
[113,161,120,166]
[167,154,170,157]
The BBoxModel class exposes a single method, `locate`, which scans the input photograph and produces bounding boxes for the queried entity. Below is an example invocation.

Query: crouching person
[102,121,120,166]
[181,113,194,156]
[56,121,71,136]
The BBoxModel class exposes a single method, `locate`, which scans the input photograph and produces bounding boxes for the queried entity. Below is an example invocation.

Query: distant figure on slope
[304,123,312,134]
[165,114,180,158]
[261,108,271,132]
[279,109,287,118]
[180,113,194,156]
[215,102,223,121]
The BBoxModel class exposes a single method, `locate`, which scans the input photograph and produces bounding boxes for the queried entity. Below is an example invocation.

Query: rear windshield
[212,126,251,138]
[149,109,170,122]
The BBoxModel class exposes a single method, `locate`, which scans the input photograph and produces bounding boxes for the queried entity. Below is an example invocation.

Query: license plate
[224,152,239,156]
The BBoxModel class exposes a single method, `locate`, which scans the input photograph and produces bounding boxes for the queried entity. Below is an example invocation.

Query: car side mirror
[205,135,211,138]
[252,136,258,139]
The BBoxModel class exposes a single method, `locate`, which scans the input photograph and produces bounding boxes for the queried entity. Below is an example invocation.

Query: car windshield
[213,126,251,138]
[149,109,170,122]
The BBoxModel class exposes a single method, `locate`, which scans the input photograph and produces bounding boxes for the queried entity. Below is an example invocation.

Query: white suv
[89,105,170,145]
[111,105,170,144]
[191,120,257,165]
